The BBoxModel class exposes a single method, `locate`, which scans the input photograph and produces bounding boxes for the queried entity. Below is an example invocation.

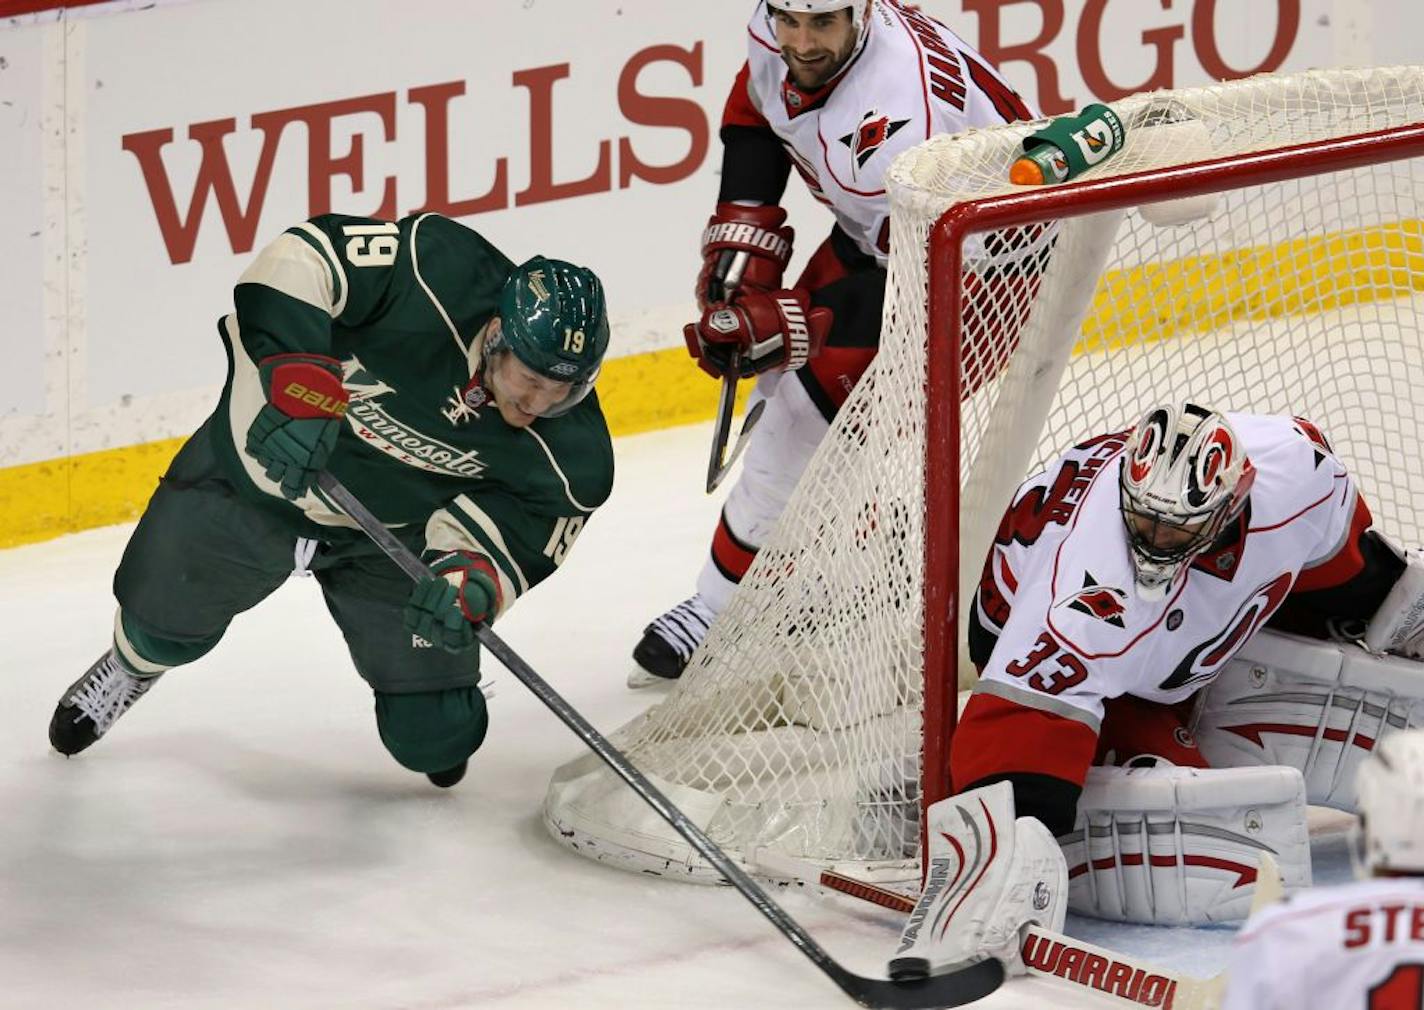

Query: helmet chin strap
[1128,548,1189,601]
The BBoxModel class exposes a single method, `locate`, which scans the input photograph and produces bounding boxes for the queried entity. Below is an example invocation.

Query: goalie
[892,401,1424,978]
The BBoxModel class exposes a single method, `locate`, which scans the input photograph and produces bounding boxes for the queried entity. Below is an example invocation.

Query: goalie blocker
[890,766,1309,983]
[890,781,1067,980]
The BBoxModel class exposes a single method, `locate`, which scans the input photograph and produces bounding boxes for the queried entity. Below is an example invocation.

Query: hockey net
[545,67,1424,884]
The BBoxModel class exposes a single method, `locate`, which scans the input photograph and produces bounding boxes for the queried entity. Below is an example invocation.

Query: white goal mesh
[545,66,1424,884]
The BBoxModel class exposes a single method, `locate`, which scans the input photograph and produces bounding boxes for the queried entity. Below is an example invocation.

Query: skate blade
[626,666,679,690]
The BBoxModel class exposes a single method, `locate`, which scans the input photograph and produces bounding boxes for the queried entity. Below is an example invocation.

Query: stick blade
[706,393,767,493]
[831,957,1005,1010]
[1250,851,1285,915]
[705,372,740,493]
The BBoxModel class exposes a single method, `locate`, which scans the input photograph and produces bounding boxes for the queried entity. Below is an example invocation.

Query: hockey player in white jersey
[1220,729,1424,1010]
[952,404,1408,831]
[630,0,1037,684]
[890,402,1424,978]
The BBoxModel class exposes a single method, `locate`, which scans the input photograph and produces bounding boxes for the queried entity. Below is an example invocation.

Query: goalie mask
[1118,402,1255,600]
[483,256,609,422]
[1352,729,1424,877]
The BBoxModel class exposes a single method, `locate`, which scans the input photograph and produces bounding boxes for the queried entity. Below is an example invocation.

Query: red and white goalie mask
[1118,402,1255,600]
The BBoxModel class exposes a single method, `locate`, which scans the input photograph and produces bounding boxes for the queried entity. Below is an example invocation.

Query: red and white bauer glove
[683,288,831,379]
[696,203,794,311]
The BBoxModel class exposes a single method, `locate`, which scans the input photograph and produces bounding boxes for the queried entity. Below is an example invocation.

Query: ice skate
[628,594,715,688]
[48,649,163,756]
[426,760,468,788]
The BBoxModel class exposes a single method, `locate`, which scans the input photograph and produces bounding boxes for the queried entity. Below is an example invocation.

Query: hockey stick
[705,373,767,493]
[749,849,1289,1010]
[315,470,1004,1009]
[704,250,768,493]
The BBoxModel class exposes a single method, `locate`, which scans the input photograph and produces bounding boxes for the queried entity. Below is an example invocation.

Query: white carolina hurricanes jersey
[738,0,1034,261]
[1221,878,1424,1010]
[973,413,1363,734]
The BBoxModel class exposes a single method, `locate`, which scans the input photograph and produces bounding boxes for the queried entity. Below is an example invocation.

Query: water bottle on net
[1010,103,1126,186]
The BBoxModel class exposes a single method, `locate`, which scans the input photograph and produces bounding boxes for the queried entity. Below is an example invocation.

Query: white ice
[0,421,1354,1009]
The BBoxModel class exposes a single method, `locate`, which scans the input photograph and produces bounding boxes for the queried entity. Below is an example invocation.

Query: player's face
[771,8,857,91]
[485,324,574,428]
[1124,511,1205,557]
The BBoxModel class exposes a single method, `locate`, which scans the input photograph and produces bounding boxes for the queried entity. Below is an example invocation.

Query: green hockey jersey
[208,212,614,618]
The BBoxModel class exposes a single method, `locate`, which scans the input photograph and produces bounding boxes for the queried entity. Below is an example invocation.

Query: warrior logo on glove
[683,288,830,379]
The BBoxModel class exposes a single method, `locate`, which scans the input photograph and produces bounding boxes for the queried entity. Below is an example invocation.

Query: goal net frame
[546,67,1424,887]
[920,119,1424,824]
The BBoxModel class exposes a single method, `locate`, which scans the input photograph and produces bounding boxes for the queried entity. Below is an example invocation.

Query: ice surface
[0,422,1356,1009]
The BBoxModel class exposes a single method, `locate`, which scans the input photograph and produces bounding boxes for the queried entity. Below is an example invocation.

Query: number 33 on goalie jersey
[953,413,1376,795]
[213,211,614,618]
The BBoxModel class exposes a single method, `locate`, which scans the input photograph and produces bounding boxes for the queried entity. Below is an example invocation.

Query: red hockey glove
[683,288,831,379]
[696,203,794,311]
[245,353,349,500]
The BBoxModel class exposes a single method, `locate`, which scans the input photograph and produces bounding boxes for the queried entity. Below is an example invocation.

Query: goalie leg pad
[1191,627,1424,810]
[890,781,1067,979]
[1061,762,1309,926]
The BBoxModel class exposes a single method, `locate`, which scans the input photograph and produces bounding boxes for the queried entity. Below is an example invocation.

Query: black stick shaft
[313,471,1002,1009]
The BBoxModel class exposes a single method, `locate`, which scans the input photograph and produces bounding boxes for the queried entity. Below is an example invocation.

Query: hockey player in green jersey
[47,212,614,788]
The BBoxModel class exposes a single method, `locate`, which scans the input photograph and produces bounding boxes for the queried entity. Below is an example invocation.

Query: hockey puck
[886,956,930,982]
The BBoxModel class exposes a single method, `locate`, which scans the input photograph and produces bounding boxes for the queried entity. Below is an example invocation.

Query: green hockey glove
[244,353,349,500]
[403,551,501,652]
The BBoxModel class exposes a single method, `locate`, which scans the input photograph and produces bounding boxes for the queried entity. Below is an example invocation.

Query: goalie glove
[683,288,831,379]
[889,781,1067,981]
[403,551,502,652]
[696,203,794,310]
[1364,546,1424,658]
[245,353,349,500]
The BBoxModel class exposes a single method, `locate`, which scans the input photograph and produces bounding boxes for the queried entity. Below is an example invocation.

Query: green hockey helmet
[486,256,609,418]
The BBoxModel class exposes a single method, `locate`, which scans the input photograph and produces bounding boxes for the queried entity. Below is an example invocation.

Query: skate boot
[629,594,715,688]
[49,650,163,756]
[426,760,468,789]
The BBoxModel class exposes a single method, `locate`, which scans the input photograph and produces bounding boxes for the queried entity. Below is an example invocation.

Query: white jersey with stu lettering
[1221,878,1424,1010]
[973,412,1362,734]
[740,0,1033,261]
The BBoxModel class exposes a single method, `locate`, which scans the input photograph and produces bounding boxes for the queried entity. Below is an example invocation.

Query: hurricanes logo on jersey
[839,110,909,176]
[1292,416,1333,467]
[1159,571,1293,691]
[1061,572,1128,628]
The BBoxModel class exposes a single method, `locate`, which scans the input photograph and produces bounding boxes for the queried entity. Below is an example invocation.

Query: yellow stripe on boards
[0,437,186,550]
[1079,220,1424,354]
[0,347,746,549]
[7,221,1419,551]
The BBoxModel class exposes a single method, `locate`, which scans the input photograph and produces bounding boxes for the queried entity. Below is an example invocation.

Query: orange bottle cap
[1009,157,1045,186]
